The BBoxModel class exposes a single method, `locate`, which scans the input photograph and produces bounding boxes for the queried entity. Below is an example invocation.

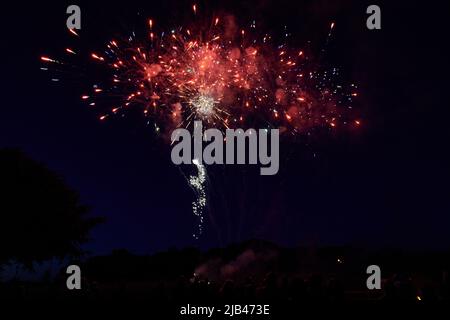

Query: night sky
[1,0,449,255]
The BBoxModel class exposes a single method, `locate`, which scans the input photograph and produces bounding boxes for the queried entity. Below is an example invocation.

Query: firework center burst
[190,94,217,118]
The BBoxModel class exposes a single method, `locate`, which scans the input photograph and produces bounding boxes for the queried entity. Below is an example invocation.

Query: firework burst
[40,3,361,238]
[41,4,359,136]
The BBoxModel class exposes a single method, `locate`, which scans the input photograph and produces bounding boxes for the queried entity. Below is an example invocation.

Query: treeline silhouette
[1,149,449,306]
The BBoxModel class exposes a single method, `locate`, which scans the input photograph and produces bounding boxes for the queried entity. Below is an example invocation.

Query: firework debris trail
[188,159,208,239]
[40,3,361,239]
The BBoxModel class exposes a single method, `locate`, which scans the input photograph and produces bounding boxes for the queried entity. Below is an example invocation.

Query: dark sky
[1,0,449,255]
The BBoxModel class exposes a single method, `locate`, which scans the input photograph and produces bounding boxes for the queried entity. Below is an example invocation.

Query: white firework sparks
[189,159,208,239]
[190,94,217,118]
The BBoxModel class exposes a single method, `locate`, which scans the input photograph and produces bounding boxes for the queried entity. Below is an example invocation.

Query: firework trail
[188,159,208,239]
[40,3,360,238]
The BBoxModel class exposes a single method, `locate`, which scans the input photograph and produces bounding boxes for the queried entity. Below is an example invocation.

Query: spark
[69,28,79,37]
[91,53,104,61]
[65,48,76,55]
[40,56,57,63]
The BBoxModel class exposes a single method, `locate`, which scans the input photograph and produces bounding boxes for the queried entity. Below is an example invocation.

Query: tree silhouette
[0,149,103,269]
